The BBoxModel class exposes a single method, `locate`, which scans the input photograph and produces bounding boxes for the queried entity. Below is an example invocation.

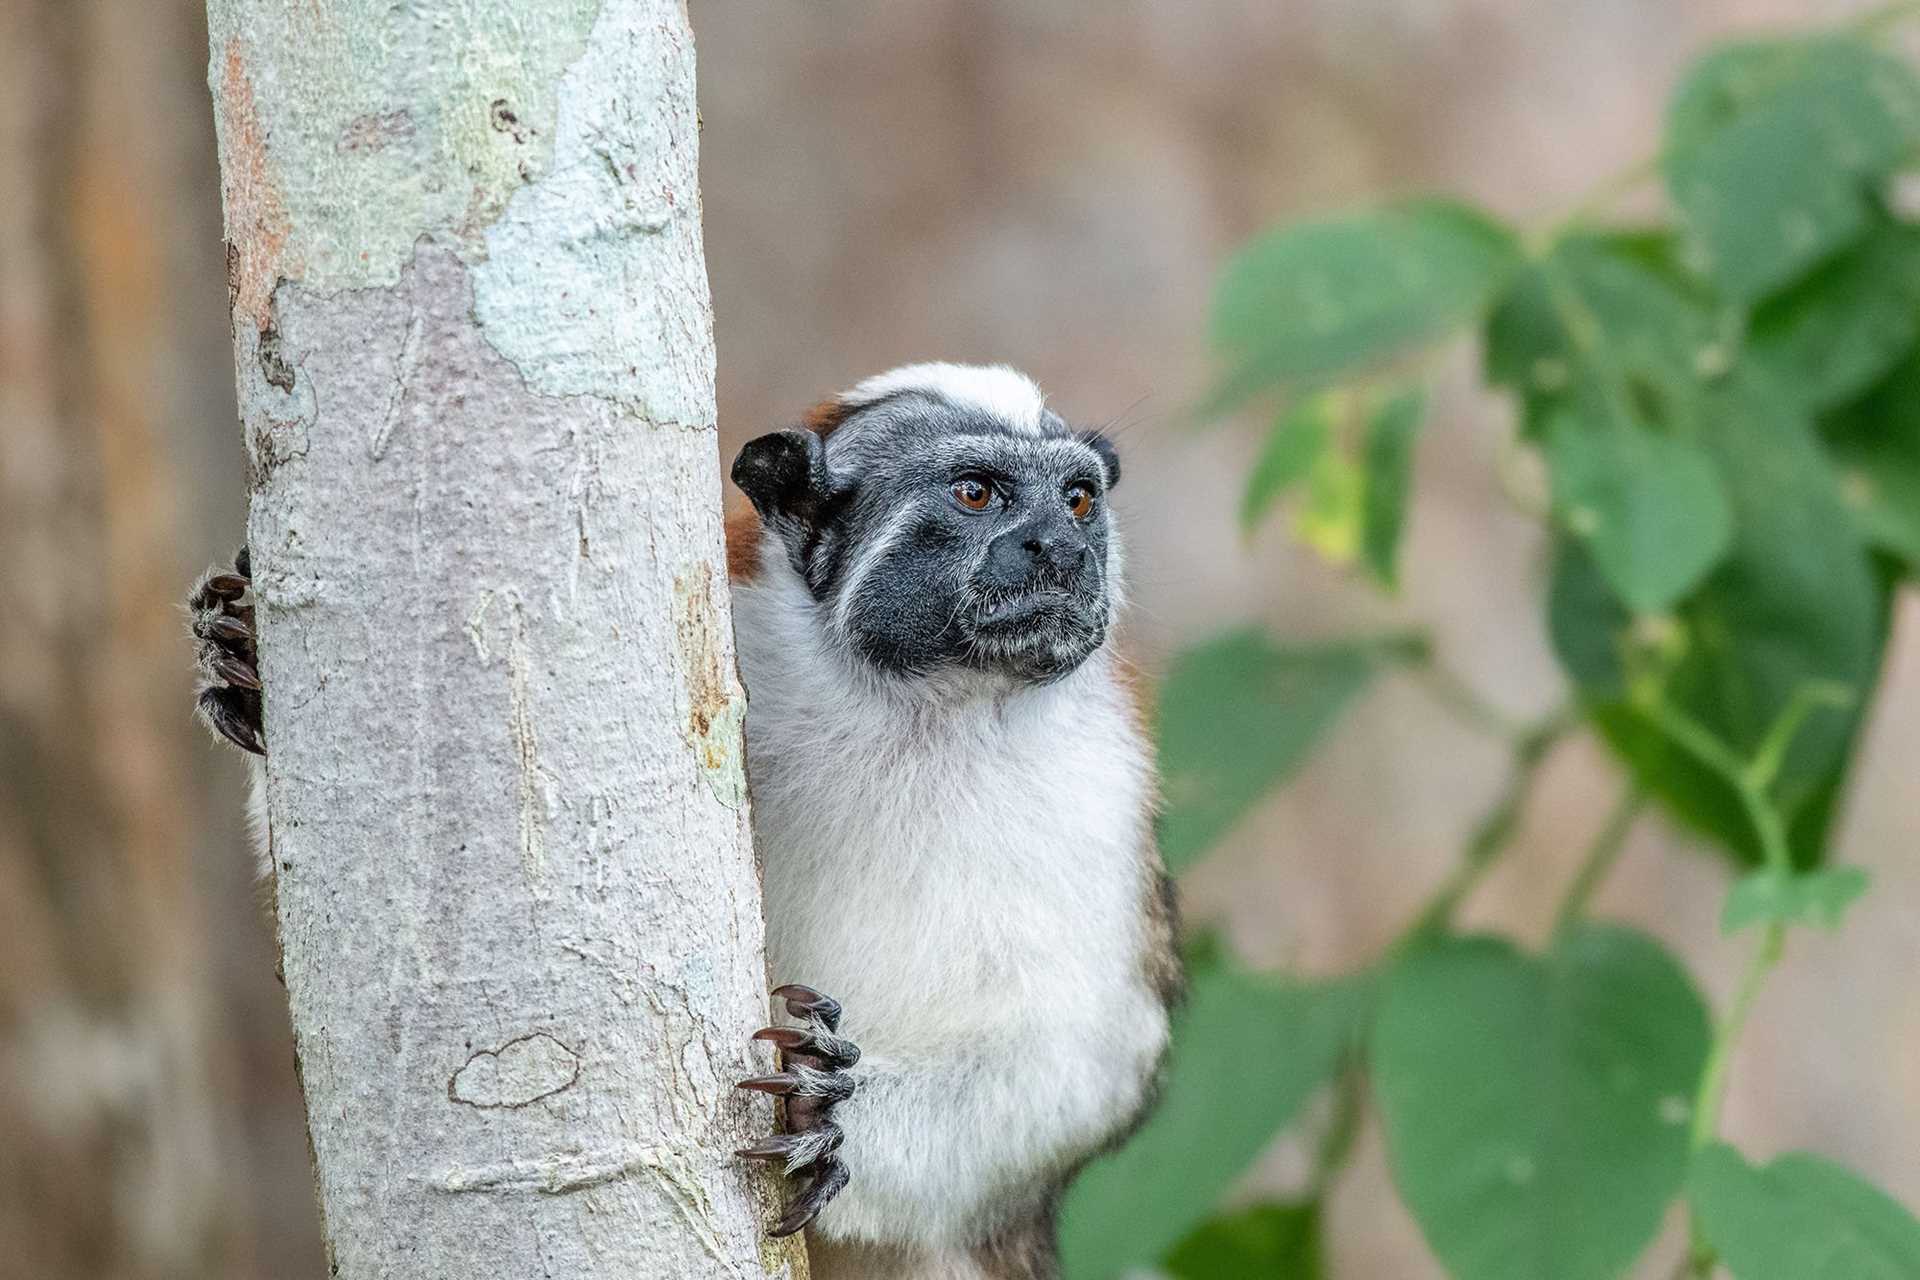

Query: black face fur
[734,391,1121,683]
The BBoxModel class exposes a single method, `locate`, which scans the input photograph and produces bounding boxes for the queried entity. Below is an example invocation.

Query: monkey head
[732,364,1123,684]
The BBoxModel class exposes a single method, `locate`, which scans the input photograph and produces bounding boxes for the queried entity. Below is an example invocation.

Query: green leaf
[1485,235,1724,444]
[1058,971,1372,1280]
[1613,373,1880,865]
[1690,1144,1920,1280]
[1372,926,1710,1280]
[1545,537,1636,699]
[1824,344,1920,573]
[1180,926,1231,979]
[1747,221,1920,412]
[1546,414,1734,614]
[1361,390,1426,588]
[1210,200,1521,409]
[1241,396,1333,535]
[1163,1200,1322,1280]
[1523,241,1886,865]
[1663,36,1920,302]
[1157,631,1381,874]
[1293,446,1366,567]
[1722,866,1870,933]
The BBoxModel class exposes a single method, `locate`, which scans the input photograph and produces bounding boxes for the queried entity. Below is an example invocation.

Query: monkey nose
[984,521,1086,588]
[1032,539,1086,578]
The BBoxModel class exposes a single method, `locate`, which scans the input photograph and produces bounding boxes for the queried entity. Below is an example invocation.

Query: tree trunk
[202,3,804,1276]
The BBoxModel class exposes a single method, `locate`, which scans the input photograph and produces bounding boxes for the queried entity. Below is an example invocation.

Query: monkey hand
[735,984,859,1237]
[191,545,264,755]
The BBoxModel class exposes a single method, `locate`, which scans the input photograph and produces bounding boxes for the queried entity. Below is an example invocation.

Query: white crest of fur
[839,363,1049,434]
[732,527,1168,1256]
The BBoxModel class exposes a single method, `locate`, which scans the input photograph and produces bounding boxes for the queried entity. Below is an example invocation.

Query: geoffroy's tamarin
[190,363,1181,1280]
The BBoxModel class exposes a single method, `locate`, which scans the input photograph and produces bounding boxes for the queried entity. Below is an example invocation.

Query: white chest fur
[731,560,1168,1244]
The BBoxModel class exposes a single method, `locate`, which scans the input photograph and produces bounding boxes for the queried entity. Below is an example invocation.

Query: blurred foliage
[1058,8,1920,1278]
[1688,1146,1920,1278]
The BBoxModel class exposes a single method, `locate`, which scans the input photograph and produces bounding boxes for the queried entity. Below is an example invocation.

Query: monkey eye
[1064,482,1096,520]
[951,476,995,511]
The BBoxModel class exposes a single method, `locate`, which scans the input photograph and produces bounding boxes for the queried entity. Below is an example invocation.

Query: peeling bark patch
[448,1032,581,1109]
[673,564,747,810]
[337,109,414,153]
[258,320,296,392]
[490,98,535,145]
[676,565,724,740]
[245,399,311,492]
[217,38,296,331]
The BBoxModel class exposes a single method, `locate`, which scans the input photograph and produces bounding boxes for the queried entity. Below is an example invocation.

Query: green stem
[1745,681,1854,797]
[1400,710,1574,944]
[1689,922,1787,1155]
[1308,1057,1368,1200]
[1552,783,1645,937]
[1529,153,1664,249]
[1649,687,1847,1275]
[1411,659,1533,741]
[1639,700,1795,871]
[1685,919,1788,1277]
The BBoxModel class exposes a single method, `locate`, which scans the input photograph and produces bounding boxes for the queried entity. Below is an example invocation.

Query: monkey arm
[816,1009,1166,1248]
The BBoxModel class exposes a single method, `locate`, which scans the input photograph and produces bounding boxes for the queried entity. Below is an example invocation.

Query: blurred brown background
[2,1,1913,1276]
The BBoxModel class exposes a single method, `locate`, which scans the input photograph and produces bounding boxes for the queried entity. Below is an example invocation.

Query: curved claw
[205,615,253,641]
[736,1135,801,1161]
[753,1025,860,1070]
[199,686,265,755]
[737,1072,799,1096]
[737,1125,844,1167]
[212,654,262,690]
[771,983,843,1032]
[204,573,249,600]
[769,1156,850,1238]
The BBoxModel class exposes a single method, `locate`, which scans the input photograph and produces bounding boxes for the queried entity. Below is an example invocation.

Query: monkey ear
[1078,430,1121,489]
[732,429,829,524]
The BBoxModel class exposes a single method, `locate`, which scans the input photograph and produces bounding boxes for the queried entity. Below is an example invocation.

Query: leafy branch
[1633,683,1860,1276]
[1064,8,1920,1277]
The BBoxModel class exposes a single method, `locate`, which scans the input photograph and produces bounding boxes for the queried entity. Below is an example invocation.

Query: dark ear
[1078,430,1121,488]
[732,429,829,523]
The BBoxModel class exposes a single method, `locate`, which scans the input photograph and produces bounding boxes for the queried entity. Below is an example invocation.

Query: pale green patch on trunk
[472,0,715,425]
[204,0,601,293]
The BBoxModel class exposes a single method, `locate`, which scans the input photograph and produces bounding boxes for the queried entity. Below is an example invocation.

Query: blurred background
[2,1,1914,1276]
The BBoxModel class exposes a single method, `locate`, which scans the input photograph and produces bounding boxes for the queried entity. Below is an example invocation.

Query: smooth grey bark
[203,3,804,1276]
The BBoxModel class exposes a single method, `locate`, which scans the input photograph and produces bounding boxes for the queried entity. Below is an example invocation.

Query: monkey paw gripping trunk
[202,2,804,1275]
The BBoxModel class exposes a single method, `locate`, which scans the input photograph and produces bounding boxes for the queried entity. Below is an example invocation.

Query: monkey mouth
[961,585,1108,682]
[975,587,1073,630]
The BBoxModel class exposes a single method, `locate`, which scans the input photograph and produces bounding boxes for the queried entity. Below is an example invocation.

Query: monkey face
[851,426,1117,682]
[733,369,1123,685]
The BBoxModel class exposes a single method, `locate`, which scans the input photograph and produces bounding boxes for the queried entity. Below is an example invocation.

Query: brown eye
[952,477,993,511]
[1065,483,1096,520]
